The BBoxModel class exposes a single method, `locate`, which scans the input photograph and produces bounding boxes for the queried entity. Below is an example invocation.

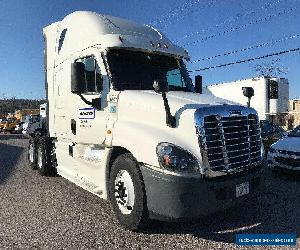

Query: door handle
[71,119,76,135]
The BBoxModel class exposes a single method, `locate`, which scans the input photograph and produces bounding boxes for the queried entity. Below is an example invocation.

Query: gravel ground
[0,134,299,250]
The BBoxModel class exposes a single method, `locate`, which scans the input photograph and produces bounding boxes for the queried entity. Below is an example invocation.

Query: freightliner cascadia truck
[28,11,264,231]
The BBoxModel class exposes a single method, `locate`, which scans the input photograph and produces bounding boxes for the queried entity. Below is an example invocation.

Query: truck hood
[118,90,236,113]
[272,136,300,152]
[115,90,257,171]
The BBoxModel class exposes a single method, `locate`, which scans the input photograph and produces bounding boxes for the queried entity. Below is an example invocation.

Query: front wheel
[109,153,148,231]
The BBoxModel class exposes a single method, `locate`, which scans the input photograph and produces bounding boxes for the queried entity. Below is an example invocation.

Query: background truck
[1,108,40,133]
[0,118,7,131]
[28,11,264,231]
[23,103,47,136]
[15,109,40,122]
[208,76,289,124]
[2,116,18,132]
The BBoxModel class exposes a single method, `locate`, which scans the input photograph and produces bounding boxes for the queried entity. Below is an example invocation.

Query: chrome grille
[202,113,261,172]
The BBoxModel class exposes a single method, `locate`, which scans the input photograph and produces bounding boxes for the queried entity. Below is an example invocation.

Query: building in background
[287,99,300,129]
[208,76,289,126]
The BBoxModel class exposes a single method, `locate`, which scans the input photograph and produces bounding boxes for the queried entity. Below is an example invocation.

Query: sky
[0,0,299,100]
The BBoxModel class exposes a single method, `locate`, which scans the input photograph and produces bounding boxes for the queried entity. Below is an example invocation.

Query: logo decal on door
[78,107,95,120]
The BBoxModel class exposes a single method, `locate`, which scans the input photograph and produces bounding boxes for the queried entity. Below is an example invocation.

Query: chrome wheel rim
[37,147,43,169]
[114,170,135,215]
[29,143,34,163]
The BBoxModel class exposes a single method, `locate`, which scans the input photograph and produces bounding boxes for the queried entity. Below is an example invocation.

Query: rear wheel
[109,153,148,231]
[36,137,56,176]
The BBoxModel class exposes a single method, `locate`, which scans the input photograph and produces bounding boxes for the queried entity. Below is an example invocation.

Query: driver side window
[76,56,103,94]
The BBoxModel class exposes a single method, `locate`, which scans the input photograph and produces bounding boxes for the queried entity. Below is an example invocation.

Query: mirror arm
[78,94,101,110]
[78,94,93,106]
[162,92,176,128]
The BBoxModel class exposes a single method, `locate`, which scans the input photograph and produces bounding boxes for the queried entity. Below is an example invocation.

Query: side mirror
[242,87,254,98]
[153,80,169,93]
[71,62,85,94]
[195,75,202,94]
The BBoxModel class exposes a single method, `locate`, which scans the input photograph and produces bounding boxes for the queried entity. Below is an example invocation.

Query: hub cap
[114,170,135,215]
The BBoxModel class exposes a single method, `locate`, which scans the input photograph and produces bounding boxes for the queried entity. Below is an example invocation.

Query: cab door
[72,55,109,145]
[69,54,110,192]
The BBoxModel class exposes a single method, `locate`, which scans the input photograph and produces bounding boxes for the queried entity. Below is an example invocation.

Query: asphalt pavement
[0,134,299,249]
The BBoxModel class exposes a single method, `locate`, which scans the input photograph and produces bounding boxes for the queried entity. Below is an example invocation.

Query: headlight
[156,142,199,173]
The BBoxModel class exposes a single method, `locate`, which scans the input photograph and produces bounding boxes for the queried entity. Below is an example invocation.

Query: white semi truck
[27,11,264,230]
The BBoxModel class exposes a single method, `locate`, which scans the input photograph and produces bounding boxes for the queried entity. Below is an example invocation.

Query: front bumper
[268,153,300,171]
[140,163,264,221]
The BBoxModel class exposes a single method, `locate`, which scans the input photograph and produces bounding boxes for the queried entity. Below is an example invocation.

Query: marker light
[157,42,161,48]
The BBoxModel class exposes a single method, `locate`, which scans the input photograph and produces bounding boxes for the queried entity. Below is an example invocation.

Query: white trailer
[27,11,264,231]
[208,76,289,121]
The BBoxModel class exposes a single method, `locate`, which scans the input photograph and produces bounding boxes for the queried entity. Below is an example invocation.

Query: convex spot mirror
[242,87,254,98]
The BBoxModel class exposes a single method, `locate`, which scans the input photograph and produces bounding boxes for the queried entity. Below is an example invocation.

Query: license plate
[236,182,249,197]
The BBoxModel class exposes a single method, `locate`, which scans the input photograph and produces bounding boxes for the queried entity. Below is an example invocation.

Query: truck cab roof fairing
[43,11,189,60]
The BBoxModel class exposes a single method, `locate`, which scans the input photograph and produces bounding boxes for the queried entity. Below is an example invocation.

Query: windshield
[288,125,300,137]
[107,49,194,92]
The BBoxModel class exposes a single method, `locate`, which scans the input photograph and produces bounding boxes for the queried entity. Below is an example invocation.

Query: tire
[28,137,37,169]
[36,137,56,176]
[109,153,148,231]
[271,168,282,177]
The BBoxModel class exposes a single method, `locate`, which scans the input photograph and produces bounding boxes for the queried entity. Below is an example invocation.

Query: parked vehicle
[14,122,24,134]
[260,120,287,151]
[22,104,47,136]
[268,125,300,171]
[15,109,40,122]
[2,117,18,132]
[0,118,6,131]
[22,114,41,135]
[28,11,264,231]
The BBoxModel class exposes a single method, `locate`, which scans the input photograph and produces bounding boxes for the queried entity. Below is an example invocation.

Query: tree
[0,98,45,116]
[253,58,288,77]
